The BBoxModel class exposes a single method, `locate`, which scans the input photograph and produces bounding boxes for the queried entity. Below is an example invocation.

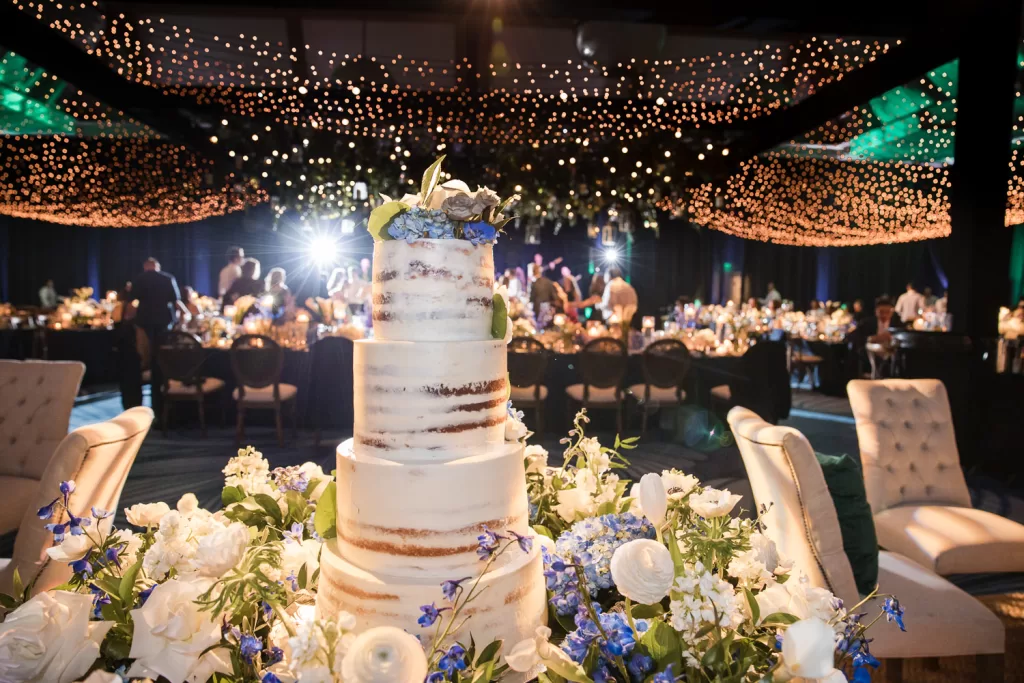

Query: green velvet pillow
[815,452,879,596]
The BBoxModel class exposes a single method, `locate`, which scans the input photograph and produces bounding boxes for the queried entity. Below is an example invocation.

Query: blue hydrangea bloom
[388,208,455,243]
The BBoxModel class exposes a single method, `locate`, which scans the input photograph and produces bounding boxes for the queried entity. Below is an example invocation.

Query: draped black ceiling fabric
[0,212,952,313]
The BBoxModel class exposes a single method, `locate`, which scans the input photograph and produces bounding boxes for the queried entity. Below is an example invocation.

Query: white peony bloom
[661,470,700,499]
[193,522,249,577]
[45,533,94,563]
[299,462,330,501]
[128,577,230,683]
[689,487,742,518]
[755,575,836,623]
[505,414,528,442]
[636,473,668,528]
[506,625,587,680]
[726,549,772,589]
[124,501,171,527]
[0,591,111,683]
[781,618,838,680]
[340,626,428,683]
[553,487,596,522]
[610,539,675,604]
[524,445,549,474]
[176,493,199,515]
[749,532,792,575]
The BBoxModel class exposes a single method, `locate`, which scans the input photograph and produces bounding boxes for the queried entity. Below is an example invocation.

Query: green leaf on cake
[491,292,508,340]
[367,201,409,241]
[314,481,337,539]
[420,154,447,200]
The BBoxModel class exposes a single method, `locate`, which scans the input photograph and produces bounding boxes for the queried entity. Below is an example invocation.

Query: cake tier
[335,439,529,578]
[316,538,547,678]
[353,338,507,462]
[372,239,495,342]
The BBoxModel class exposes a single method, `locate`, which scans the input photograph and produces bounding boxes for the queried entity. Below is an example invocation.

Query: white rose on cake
[0,591,111,683]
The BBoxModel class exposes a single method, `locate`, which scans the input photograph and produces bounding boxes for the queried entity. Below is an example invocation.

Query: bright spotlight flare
[603,246,620,264]
[309,234,340,266]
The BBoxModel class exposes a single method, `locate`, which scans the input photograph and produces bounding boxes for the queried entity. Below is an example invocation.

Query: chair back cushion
[0,361,84,480]
[815,452,879,596]
[156,332,207,385]
[0,407,154,597]
[847,379,970,514]
[728,406,860,606]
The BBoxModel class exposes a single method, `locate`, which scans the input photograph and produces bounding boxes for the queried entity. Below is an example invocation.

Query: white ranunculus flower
[524,445,549,474]
[661,470,700,499]
[554,487,595,522]
[176,493,199,515]
[0,591,111,683]
[689,487,742,518]
[505,414,528,442]
[507,626,589,680]
[194,522,249,577]
[45,533,94,563]
[636,473,668,527]
[300,462,330,501]
[128,577,230,683]
[125,501,171,527]
[340,626,428,683]
[610,539,675,604]
[781,618,838,680]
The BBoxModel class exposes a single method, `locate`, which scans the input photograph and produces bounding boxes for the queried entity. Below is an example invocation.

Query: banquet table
[803,339,850,397]
[0,328,37,360]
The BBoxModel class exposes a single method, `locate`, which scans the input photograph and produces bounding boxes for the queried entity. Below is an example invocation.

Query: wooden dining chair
[156,331,224,437]
[230,334,298,446]
[565,337,628,434]
[629,338,691,434]
[507,336,550,436]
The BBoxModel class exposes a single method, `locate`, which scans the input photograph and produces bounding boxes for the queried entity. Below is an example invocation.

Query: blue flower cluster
[426,644,468,682]
[836,610,880,683]
[463,221,498,245]
[545,513,655,615]
[562,605,652,683]
[272,466,308,493]
[387,208,455,242]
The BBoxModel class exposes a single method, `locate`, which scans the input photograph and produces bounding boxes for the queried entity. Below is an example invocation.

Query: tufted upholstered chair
[848,379,1024,575]
[728,406,1004,678]
[0,407,153,597]
[0,360,85,535]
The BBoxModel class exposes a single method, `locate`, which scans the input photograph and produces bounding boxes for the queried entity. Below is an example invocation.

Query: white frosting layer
[316,539,546,677]
[353,339,507,462]
[335,439,529,577]
[372,239,495,342]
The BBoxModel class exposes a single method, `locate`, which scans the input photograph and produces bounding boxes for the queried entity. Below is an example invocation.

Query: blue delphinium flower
[91,506,114,520]
[283,522,304,545]
[137,584,156,607]
[476,527,505,560]
[425,673,446,683]
[89,584,109,619]
[418,602,449,628]
[463,221,497,245]
[44,522,68,543]
[652,664,678,682]
[510,530,534,554]
[239,633,263,664]
[545,513,656,614]
[438,644,468,677]
[440,576,471,602]
[264,646,284,666]
[59,480,76,506]
[883,597,905,631]
[262,673,283,683]
[305,511,322,542]
[272,466,309,493]
[104,545,121,569]
[67,511,91,536]
[37,497,59,520]
[507,400,524,422]
[285,572,299,592]
[561,605,650,683]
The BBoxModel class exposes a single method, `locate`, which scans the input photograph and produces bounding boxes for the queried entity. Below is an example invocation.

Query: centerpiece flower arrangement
[366,156,519,246]
[0,410,899,683]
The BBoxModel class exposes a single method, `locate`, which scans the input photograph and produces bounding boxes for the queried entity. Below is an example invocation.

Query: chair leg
[197,394,206,438]
[977,654,1003,682]
[162,398,170,438]
[880,659,902,683]
[236,404,245,446]
[641,403,649,435]
[275,402,284,447]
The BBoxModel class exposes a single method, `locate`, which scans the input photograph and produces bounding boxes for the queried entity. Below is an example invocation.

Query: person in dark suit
[125,258,186,418]
[529,273,559,325]
[848,295,903,378]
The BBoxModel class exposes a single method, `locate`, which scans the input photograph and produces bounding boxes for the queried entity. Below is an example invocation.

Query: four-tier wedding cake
[316,160,547,662]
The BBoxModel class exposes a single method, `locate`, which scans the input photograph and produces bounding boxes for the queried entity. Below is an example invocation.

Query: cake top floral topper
[367,155,519,244]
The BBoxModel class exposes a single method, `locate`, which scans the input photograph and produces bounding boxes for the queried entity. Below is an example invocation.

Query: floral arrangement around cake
[366,156,518,245]
[0,406,898,683]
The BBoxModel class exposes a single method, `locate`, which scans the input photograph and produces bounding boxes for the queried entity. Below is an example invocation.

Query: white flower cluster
[142,497,248,580]
[223,446,274,495]
[669,561,747,639]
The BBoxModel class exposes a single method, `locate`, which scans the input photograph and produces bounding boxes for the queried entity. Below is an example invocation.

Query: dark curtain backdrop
[1,210,954,313]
